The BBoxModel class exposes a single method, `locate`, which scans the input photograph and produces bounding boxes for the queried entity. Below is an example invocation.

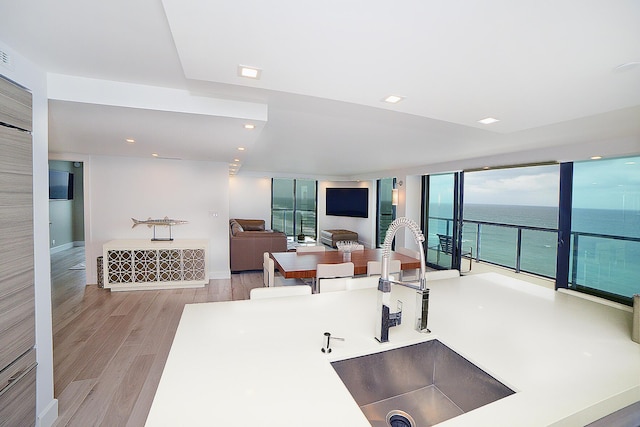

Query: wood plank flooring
[51,247,263,427]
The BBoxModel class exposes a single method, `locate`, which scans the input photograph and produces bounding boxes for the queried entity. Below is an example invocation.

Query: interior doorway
[48,159,85,259]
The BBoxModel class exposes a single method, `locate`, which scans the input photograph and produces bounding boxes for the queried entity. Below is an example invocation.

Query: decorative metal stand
[151,225,174,241]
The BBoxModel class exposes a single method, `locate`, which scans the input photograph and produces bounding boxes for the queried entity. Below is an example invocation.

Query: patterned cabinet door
[183,249,206,281]
[107,250,134,283]
[134,250,157,283]
[158,249,182,282]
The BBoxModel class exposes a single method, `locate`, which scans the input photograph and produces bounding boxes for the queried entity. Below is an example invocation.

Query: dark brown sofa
[229,219,287,272]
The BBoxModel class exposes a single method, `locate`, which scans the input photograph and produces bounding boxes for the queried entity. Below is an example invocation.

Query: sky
[464,165,559,207]
[430,156,640,210]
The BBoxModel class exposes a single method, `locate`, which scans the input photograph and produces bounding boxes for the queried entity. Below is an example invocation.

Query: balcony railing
[272,209,317,239]
[427,215,640,302]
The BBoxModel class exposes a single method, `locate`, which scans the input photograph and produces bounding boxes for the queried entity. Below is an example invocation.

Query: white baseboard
[50,242,74,254]
[209,269,231,280]
[37,398,58,427]
[50,241,85,254]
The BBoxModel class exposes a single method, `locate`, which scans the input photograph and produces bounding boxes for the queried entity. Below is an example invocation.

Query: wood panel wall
[0,75,36,427]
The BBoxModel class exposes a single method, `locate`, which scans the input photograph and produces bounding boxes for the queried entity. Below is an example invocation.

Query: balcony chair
[436,234,473,272]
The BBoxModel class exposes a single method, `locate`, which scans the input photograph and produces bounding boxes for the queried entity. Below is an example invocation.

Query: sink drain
[386,410,416,427]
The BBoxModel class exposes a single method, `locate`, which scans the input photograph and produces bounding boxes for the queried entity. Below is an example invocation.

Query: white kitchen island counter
[145,273,640,426]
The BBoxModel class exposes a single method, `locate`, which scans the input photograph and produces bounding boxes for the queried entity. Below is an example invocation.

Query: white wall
[85,156,231,281]
[228,175,272,225]
[318,180,376,247]
[394,174,424,251]
[0,41,57,426]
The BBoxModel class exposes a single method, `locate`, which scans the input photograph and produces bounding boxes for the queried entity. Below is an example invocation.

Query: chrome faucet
[375,217,431,343]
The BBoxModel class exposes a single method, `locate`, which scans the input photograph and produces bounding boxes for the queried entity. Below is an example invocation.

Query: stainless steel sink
[331,340,515,427]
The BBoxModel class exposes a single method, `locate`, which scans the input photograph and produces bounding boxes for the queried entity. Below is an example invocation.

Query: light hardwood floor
[51,247,263,426]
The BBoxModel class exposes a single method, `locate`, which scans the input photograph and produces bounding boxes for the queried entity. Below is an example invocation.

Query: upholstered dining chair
[395,247,421,281]
[250,285,311,300]
[263,252,275,287]
[263,252,303,287]
[366,259,402,277]
[345,276,380,290]
[316,262,354,293]
[317,277,351,293]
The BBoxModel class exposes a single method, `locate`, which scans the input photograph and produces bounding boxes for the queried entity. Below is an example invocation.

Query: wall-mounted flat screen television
[326,187,368,218]
[49,170,74,200]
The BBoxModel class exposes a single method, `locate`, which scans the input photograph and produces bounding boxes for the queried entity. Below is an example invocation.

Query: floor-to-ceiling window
[421,155,640,305]
[271,178,317,241]
[568,156,640,304]
[463,164,560,278]
[376,178,396,247]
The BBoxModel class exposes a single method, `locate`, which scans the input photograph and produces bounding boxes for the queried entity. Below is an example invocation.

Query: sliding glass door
[423,173,465,270]
[463,164,560,277]
[272,178,317,241]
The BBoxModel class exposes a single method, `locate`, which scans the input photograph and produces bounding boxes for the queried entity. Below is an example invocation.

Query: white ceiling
[1,0,639,177]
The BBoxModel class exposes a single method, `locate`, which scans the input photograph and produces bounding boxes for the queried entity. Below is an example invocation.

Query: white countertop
[145,273,640,426]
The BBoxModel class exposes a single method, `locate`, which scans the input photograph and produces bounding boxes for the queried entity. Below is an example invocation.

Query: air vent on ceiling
[0,49,13,70]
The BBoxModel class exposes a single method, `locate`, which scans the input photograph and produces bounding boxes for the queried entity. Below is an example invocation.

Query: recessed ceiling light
[234,158,240,162]
[125,138,135,144]
[238,65,262,79]
[478,117,500,125]
[152,153,159,157]
[383,95,404,104]
[590,156,603,160]
[244,124,255,130]
[238,147,245,151]
[483,166,491,170]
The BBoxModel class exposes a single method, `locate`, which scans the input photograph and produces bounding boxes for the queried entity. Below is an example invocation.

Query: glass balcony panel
[520,229,557,278]
[476,225,517,269]
[570,235,640,299]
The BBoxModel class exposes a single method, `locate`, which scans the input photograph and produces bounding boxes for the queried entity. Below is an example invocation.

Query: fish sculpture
[131,217,189,228]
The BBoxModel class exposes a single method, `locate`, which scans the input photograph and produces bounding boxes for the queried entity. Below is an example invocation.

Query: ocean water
[428,204,640,299]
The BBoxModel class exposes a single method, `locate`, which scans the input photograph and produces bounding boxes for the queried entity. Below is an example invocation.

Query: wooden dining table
[270,248,421,279]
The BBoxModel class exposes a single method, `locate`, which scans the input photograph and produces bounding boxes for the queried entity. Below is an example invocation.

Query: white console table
[103,239,209,291]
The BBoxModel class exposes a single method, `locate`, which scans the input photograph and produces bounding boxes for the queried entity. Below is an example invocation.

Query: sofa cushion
[236,219,266,231]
